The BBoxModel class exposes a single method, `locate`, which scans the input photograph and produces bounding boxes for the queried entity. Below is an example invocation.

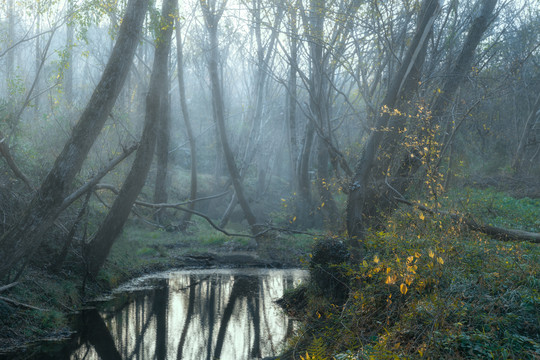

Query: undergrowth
[288,187,540,359]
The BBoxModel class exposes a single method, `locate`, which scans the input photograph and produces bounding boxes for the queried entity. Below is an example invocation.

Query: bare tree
[201,0,260,234]
[346,0,499,254]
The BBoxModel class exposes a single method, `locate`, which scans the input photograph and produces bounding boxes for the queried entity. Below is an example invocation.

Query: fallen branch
[0,282,18,292]
[395,198,540,243]
[95,185,319,239]
[95,185,255,238]
[94,184,230,208]
[0,295,49,311]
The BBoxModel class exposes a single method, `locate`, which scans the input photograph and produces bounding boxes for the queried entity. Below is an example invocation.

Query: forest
[0,0,539,358]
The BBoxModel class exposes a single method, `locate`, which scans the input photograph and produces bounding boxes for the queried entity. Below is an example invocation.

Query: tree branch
[60,143,139,211]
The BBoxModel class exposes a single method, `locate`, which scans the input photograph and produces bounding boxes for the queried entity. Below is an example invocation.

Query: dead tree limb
[395,198,540,243]
[94,184,253,237]
[0,282,18,292]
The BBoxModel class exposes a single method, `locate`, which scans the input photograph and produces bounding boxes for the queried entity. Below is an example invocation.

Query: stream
[15,268,307,360]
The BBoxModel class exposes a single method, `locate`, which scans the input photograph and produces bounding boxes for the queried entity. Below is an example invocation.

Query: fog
[0,0,539,274]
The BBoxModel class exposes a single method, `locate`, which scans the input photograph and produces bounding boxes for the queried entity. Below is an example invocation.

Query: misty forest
[0,0,539,358]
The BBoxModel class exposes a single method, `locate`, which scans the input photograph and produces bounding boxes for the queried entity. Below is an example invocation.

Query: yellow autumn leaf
[419,212,425,220]
[362,260,368,267]
[400,283,408,295]
[437,257,444,265]
[407,256,414,264]
[429,250,435,258]
[405,275,414,286]
[374,255,379,263]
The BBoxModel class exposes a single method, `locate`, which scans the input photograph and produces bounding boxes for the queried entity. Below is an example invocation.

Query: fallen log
[395,198,540,243]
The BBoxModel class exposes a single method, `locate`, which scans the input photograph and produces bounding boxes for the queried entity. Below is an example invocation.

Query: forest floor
[0,220,314,354]
[1,186,539,359]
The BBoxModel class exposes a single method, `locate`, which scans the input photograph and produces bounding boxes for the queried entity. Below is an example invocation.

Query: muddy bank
[0,250,303,355]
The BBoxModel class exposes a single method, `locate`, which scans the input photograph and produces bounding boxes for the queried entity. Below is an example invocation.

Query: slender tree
[176,17,198,225]
[86,0,177,277]
[201,0,260,234]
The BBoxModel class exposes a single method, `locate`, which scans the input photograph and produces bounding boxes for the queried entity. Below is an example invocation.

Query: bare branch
[60,144,139,211]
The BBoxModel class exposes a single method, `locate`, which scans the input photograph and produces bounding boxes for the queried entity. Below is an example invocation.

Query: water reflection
[67,268,306,360]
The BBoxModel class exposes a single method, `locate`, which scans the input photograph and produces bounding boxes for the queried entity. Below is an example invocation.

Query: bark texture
[86,0,176,277]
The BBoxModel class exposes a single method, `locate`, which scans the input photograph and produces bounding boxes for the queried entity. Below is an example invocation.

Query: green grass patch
[444,187,540,232]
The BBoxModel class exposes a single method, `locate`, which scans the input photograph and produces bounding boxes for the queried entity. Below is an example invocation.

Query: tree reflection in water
[51,269,305,360]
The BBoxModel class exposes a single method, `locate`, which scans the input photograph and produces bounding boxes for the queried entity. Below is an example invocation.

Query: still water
[31,268,306,360]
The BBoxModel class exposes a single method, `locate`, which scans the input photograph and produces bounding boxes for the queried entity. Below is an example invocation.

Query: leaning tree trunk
[0,0,148,279]
[346,0,441,248]
[201,0,260,234]
[86,0,176,277]
[375,0,499,218]
[346,0,498,254]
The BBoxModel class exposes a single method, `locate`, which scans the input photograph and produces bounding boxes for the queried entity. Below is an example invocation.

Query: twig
[0,295,49,311]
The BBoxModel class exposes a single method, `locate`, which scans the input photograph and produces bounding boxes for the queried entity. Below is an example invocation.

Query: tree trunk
[297,120,315,226]
[308,0,338,225]
[201,0,260,234]
[0,0,148,279]
[86,0,176,277]
[6,0,14,80]
[512,92,540,173]
[346,0,441,246]
[286,6,299,187]
[34,2,41,120]
[153,68,171,224]
[175,19,197,224]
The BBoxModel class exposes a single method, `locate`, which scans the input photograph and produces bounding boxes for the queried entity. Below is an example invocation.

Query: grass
[286,187,540,359]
